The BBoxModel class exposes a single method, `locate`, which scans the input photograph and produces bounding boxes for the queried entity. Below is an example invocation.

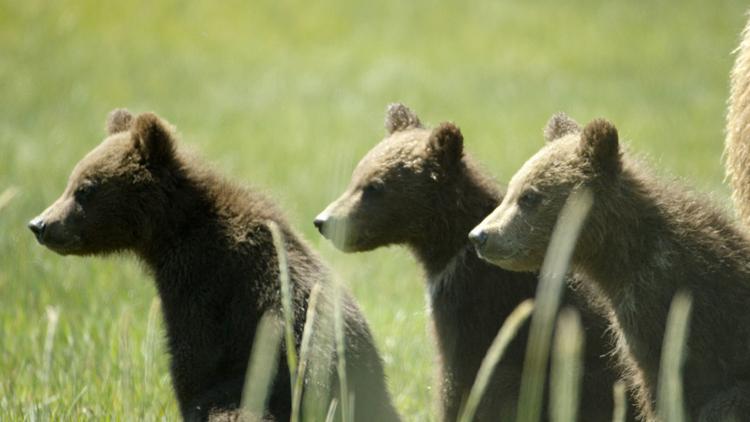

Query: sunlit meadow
[1,1,746,419]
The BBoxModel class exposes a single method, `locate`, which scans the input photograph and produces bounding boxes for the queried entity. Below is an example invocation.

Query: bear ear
[106,108,134,135]
[427,122,463,168]
[385,103,423,134]
[544,112,581,142]
[580,118,620,174]
[132,112,175,166]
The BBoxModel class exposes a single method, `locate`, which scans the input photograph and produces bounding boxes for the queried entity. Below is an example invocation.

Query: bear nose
[313,216,326,233]
[468,228,488,248]
[28,217,46,242]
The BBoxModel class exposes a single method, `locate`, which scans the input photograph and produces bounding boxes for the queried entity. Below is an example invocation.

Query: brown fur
[28,110,400,422]
[314,104,633,421]
[473,114,750,421]
[726,15,750,228]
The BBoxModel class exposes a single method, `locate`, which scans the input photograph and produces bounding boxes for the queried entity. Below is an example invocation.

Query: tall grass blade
[240,313,283,419]
[517,187,594,422]
[612,381,627,422]
[142,297,161,388]
[333,276,352,422]
[656,291,692,422]
[292,282,322,422]
[325,398,339,422]
[550,308,584,422]
[118,308,133,412]
[269,221,298,391]
[42,306,60,385]
[64,386,88,418]
[0,186,18,213]
[300,281,336,419]
[458,299,534,422]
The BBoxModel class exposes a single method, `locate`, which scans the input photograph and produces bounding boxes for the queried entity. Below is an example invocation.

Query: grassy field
[1,0,747,419]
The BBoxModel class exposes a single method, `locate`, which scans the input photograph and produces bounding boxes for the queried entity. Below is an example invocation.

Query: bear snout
[27,210,83,255]
[28,216,46,243]
[313,214,326,234]
[468,227,488,248]
[313,210,359,251]
[470,226,521,266]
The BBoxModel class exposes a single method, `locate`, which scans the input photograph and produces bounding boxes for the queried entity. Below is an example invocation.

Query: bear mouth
[327,234,365,253]
[481,253,541,273]
[474,246,524,269]
[39,236,84,256]
[324,229,377,253]
[319,220,359,250]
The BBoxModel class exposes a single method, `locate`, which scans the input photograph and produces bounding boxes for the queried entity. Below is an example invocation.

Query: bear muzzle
[313,210,363,251]
[469,226,523,266]
[28,216,46,243]
[27,214,83,255]
[468,227,488,248]
[313,214,326,234]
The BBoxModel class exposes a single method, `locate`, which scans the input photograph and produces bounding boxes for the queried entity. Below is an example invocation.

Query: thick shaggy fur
[28,110,400,422]
[726,15,750,227]
[473,115,750,421]
[314,104,632,421]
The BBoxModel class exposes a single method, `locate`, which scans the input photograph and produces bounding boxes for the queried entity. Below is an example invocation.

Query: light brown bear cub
[315,104,631,421]
[472,114,750,421]
[28,110,401,422]
[726,16,750,228]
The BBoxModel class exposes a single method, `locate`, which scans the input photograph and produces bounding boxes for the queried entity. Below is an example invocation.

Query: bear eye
[518,189,542,210]
[362,182,384,198]
[74,182,97,203]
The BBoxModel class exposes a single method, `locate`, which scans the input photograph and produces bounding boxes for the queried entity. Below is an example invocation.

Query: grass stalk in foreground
[118,308,133,413]
[458,299,534,422]
[612,381,628,422]
[325,398,339,422]
[656,291,692,422]
[550,308,583,422]
[269,221,298,391]
[333,276,352,422]
[517,187,594,422]
[0,186,18,213]
[291,282,322,422]
[142,297,161,388]
[301,286,336,420]
[241,313,283,419]
[64,386,88,419]
[42,306,60,386]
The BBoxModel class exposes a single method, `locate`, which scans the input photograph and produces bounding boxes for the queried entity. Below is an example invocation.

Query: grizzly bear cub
[314,104,631,421]
[726,16,750,228]
[28,110,400,422]
[471,114,750,421]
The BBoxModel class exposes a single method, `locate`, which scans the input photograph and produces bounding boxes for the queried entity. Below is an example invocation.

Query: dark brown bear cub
[29,110,400,422]
[314,104,632,421]
[472,114,750,421]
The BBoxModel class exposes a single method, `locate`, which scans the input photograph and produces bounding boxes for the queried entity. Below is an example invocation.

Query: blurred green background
[1,0,746,419]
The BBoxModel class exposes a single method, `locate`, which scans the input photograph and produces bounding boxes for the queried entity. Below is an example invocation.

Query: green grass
[0,0,746,419]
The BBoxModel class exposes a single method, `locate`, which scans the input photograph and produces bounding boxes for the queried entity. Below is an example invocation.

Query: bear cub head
[314,103,464,252]
[470,113,620,271]
[29,109,180,256]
